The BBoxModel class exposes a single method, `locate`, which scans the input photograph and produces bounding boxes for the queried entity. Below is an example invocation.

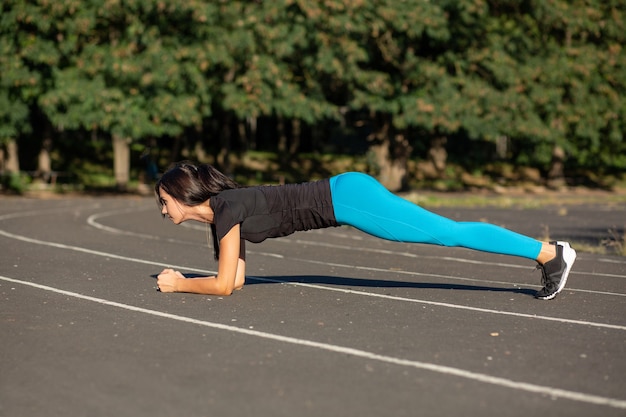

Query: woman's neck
[189,200,215,223]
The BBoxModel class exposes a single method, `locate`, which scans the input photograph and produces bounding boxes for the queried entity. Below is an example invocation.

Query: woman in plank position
[155,161,576,300]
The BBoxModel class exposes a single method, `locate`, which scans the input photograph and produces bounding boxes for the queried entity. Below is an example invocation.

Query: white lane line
[1,274,625,410]
[9,204,626,281]
[87,207,159,240]
[87,211,626,293]
[271,237,626,280]
[281,257,626,298]
[247,275,626,331]
[1,228,624,331]
[599,258,626,265]
[88,218,626,297]
[0,229,203,273]
[183,221,626,280]
[0,203,104,221]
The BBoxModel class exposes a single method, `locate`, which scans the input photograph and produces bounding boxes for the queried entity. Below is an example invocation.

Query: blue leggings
[329,172,542,260]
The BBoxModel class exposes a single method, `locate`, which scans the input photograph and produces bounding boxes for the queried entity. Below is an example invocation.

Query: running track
[1,195,625,416]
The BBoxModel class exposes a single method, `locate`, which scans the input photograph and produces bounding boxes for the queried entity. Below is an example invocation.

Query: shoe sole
[537,241,577,300]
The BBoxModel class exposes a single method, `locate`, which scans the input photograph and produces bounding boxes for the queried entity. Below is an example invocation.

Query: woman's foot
[535,241,577,300]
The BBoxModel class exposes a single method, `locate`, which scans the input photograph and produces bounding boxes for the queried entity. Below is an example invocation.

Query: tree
[427,0,626,182]
[0,0,47,176]
[2,0,624,192]
[212,1,341,166]
[275,0,451,190]
[39,0,215,188]
[345,0,450,189]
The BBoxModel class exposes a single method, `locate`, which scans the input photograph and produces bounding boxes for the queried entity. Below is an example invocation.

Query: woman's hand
[155,226,245,295]
[157,268,185,292]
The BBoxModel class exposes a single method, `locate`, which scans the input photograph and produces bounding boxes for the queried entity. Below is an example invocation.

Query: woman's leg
[329,172,576,300]
[329,172,542,260]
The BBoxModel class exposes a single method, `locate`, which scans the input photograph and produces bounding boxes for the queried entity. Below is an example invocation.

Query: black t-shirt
[209,178,338,244]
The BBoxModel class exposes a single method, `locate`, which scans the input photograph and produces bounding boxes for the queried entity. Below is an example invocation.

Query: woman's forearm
[157,226,244,296]
[175,275,235,296]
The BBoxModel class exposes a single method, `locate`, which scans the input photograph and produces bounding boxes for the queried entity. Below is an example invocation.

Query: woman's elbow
[213,283,235,296]
[219,288,234,296]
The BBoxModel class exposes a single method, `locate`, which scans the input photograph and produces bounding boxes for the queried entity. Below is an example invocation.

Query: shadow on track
[246,275,537,296]
[149,273,537,296]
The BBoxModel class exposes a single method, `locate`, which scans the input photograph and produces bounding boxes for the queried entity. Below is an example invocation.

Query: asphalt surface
[1,194,625,417]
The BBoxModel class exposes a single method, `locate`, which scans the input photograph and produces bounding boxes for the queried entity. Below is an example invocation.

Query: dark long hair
[155,161,241,259]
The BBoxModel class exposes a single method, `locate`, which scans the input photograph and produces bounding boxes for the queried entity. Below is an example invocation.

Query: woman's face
[158,188,187,224]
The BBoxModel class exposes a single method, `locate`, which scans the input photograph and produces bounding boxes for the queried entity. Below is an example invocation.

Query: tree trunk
[194,140,207,162]
[547,144,566,188]
[169,135,182,165]
[237,120,247,152]
[113,134,130,190]
[276,116,290,166]
[247,116,257,150]
[367,114,410,191]
[289,119,301,156]
[37,137,52,182]
[5,139,20,173]
[217,113,232,175]
[428,136,448,176]
[277,116,287,154]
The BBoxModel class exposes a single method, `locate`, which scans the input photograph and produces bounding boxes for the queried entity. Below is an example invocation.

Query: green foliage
[0,171,29,194]
[0,0,625,182]
[0,90,29,142]
[32,0,214,140]
[0,1,35,143]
